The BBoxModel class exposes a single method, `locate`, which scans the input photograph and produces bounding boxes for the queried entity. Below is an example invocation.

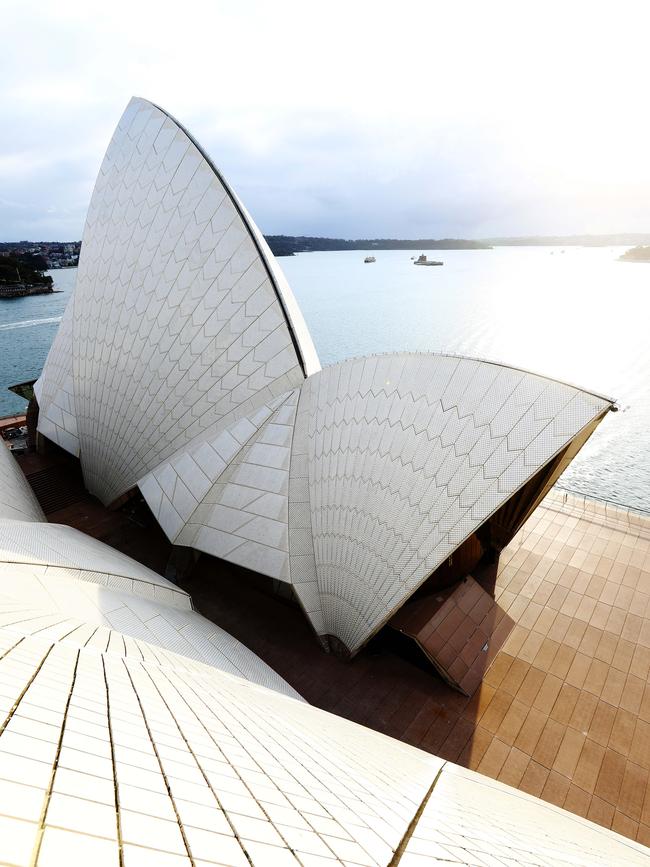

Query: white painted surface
[9,94,645,867]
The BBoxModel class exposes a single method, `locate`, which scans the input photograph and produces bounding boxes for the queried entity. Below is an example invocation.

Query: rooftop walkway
[187,491,650,846]
[14,447,650,847]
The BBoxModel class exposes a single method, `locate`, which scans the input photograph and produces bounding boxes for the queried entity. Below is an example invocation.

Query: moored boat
[414,254,443,266]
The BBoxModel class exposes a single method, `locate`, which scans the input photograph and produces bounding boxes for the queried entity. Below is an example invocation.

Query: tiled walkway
[468,492,650,844]
[16,446,650,847]
[189,492,650,847]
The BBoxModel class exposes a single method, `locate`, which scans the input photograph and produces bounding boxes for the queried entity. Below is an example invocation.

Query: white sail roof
[9,95,647,866]
[146,353,611,653]
[0,439,45,523]
[0,444,298,699]
[36,99,613,653]
[0,559,647,865]
[36,97,319,505]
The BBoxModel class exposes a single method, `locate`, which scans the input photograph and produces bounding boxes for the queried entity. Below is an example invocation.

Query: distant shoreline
[0,283,53,300]
[265,232,650,257]
[266,235,491,256]
[5,233,650,260]
[618,245,650,263]
[485,233,650,247]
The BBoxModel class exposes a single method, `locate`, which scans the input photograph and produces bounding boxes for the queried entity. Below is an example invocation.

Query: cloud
[1,0,650,239]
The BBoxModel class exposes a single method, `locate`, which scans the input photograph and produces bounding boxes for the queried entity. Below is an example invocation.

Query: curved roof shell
[0,553,647,865]
[0,443,298,699]
[36,97,319,505]
[0,433,644,866]
[161,351,611,653]
[36,99,614,655]
[0,439,45,522]
[11,95,646,864]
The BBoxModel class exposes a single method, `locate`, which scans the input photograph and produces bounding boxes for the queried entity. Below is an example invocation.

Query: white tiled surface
[402,763,650,866]
[176,389,299,581]
[295,354,612,653]
[139,389,295,567]
[288,384,324,633]
[0,520,188,603]
[135,343,613,659]
[33,99,614,662]
[36,97,319,507]
[152,351,611,655]
[0,559,300,699]
[1,592,648,864]
[0,443,45,523]
[0,441,299,699]
[0,618,436,866]
[33,300,80,457]
[0,443,648,863]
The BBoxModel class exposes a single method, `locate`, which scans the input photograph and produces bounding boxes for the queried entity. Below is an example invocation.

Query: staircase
[24,460,89,516]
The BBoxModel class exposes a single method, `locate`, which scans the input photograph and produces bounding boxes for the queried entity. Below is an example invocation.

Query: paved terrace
[15,446,650,847]
[188,490,650,847]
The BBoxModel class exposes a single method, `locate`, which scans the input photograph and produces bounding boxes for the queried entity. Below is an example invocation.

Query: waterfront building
[1,389,648,865]
[35,98,614,661]
[0,97,647,863]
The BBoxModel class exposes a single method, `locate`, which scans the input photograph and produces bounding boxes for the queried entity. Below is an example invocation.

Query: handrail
[548,483,650,529]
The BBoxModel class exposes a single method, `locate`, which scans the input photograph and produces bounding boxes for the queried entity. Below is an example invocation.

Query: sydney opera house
[1,97,650,865]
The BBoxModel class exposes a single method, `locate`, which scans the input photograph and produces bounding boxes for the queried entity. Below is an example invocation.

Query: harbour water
[0,267,74,411]
[1,247,648,510]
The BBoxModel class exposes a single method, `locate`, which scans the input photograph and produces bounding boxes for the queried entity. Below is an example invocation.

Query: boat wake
[0,316,62,332]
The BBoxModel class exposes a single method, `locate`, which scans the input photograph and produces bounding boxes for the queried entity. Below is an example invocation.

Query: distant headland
[0,251,53,299]
[265,233,650,256]
[485,233,650,247]
[3,234,650,267]
[619,245,650,262]
[265,235,492,256]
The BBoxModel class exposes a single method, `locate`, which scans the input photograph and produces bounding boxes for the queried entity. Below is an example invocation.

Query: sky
[1,0,649,241]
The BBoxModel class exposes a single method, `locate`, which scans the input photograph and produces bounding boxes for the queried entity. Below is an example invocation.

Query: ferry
[414,254,443,266]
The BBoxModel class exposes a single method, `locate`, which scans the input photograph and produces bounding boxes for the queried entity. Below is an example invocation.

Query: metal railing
[548,483,650,532]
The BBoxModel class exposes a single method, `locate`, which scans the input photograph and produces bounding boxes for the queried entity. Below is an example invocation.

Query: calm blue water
[0,268,75,410]
[283,246,650,511]
[1,249,648,509]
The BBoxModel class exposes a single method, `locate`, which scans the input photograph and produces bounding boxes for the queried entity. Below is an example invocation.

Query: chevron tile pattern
[32,301,79,457]
[7,95,646,865]
[36,97,318,506]
[299,354,611,653]
[135,350,610,656]
[35,98,613,658]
